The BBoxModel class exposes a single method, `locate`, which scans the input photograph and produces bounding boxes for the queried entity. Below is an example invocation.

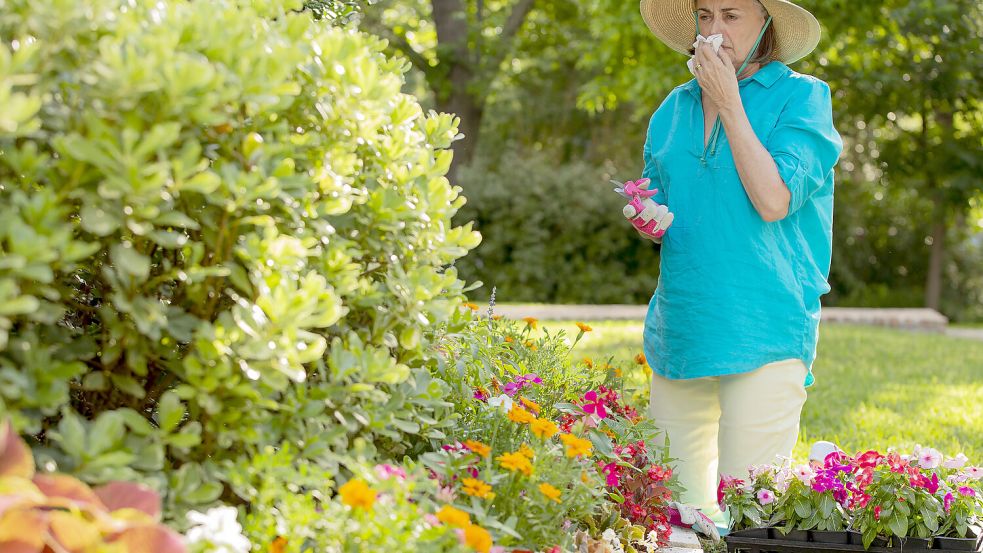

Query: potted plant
[719,472,772,538]
[935,468,983,551]
[852,450,944,549]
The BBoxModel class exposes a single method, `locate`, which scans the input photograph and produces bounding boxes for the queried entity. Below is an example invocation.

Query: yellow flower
[642,363,652,377]
[538,482,562,503]
[492,315,503,320]
[613,367,623,378]
[435,505,471,528]
[581,471,590,483]
[464,524,493,553]
[524,340,538,351]
[507,406,536,424]
[522,317,538,329]
[461,478,494,499]
[497,451,533,476]
[338,479,376,510]
[463,302,480,311]
[463,440,491,457]
[575,321,592,332]
[518,443,535,459]
[529,418,559,439]
[559,433,593,458]
[519,396,541,414]
[583,357,594,368]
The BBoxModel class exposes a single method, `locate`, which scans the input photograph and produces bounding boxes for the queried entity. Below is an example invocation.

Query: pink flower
[944,492,954,513]
[581,391,608,419]
[943,453,969,469]
[918,447,943,469]
[874,506,882,520]
[601,462,620,487]
[374,463,407,480]
[965,466,983,479]
[757,489,775,505]
[957,486,977,497]
[794,465,816,484]
[424,514,441,526]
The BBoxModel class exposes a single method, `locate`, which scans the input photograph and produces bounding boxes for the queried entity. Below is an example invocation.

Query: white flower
[965,466,983,479]
[601,528,626,553]
[794,464,815,484]
[773,468,792,493]
[944,453,969,469]
[640,530,662,553]
[487,394,513,412]
[185,506,251,553]
[918,447,943,469]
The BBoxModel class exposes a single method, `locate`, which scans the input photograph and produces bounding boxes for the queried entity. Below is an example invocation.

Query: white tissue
[686,33,724,76]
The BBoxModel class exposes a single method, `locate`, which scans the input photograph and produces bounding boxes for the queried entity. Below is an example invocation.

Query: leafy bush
[455,149,662,303]
[0,0,477,524]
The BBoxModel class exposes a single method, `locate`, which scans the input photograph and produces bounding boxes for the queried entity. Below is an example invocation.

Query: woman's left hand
[694,43,741,112]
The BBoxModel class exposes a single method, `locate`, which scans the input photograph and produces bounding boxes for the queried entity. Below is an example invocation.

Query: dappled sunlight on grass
[533,320,983,464]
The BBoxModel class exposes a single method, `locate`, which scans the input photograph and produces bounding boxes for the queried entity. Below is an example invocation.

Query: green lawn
[537,321,983,463]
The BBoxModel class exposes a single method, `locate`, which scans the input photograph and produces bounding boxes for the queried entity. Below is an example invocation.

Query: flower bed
[721,448,983,553]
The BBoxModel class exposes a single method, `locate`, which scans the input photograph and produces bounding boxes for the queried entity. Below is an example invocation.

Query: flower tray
[726,529,982,553]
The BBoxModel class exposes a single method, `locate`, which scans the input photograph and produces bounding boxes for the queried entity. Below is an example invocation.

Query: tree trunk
[924,198,945,311]
[436,82,483,184]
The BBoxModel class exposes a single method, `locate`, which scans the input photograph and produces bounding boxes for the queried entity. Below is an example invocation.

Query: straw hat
[640,0,822,64]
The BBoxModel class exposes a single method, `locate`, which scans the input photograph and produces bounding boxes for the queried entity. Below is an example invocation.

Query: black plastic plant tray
[725,534,983,553]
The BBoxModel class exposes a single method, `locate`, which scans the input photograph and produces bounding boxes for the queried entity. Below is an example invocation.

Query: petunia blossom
[488,394,513,412]
[918,447,943,469]
[943,453,969,469]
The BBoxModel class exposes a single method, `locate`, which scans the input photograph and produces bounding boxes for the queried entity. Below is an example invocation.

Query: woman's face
[695,0,768,69]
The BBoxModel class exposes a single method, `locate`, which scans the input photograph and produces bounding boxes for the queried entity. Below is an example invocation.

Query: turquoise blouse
[641,61,843,387]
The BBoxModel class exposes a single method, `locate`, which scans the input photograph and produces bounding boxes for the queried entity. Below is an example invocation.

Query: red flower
[874,506,882,520]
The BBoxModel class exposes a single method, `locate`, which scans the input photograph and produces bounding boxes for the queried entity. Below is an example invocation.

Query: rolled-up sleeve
[641,113,667,205]
[767,79,843,216]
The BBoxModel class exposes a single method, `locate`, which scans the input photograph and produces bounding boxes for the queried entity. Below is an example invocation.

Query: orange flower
[538,483,562,503]
[519,396,541,414]
[338,479,376,510]
[497,451,533,476]
[613,367,623,378]
[492,315,503,320]
[559,433,592,458]
[529,418,559,439]
[634,352,647,365]
[464,524,493,553]
[575,322,592,333]
[505,336,514,343]
[524,340,538,351]
[522,317,538,329]
[463,302,480,311]
[462,478,494,499]
[518,443,535,459]
[270,537,287,553]
[436,505,471,528]
[507,406,535,424]
[583,357,593,369]
[463,440,491,457]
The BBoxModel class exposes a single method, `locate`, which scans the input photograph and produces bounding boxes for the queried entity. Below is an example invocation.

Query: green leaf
[89,411,125,455]
[110,244,150,281]
[157,391,185,432]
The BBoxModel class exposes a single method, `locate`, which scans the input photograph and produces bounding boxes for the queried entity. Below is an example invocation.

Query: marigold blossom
[508,406,536,424]
[464,525,493,553]
[528,418,558,440]
[519,396,541,414]
[436,505,471,528]
[575,322,592,332]
[538,482,562,503]
[462,478,494,499]
[463,440,491,457]
[338,479,376,510]
[497,451,533,476]
[559,433,593,458]
[522,317,538,329]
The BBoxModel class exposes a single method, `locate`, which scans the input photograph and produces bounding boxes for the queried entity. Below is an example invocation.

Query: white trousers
[648,359,808,526]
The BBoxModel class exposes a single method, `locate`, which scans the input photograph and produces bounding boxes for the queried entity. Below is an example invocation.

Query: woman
[632,0,843,530]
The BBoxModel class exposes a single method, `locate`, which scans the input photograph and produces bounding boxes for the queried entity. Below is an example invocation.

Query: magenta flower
[502,381,523,396]
[601,462,620,487]
[374,463,407,481]
[957,486,977,497]
[520,373,543,384]
[581,390,608,419]
[473,388,488,401]
[944,492,954,513]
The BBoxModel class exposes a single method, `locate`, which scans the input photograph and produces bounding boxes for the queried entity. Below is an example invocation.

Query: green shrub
[455,149,662,304]
[0,0,478,523]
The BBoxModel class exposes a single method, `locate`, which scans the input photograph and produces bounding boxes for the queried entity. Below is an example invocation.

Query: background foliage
[358,0,983,320]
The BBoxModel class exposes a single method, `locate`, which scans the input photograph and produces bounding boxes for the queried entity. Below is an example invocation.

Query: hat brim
[640,0,821,64]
